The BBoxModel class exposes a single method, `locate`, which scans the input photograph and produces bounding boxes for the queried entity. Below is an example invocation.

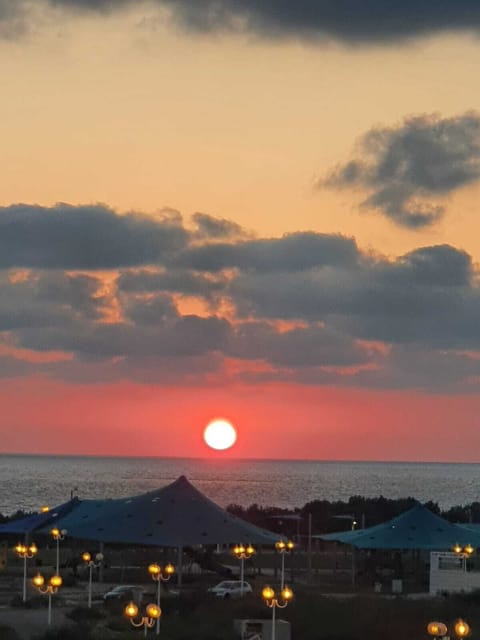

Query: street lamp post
[50,528,67,575]
[32,573,62,626]
[275,540,294,590]
[232,544,255,595]
[124,602,161,638]
[81,552,104,608]
[261,585,294,640]
[148,562,175,635]
[14,542,38,603]
[427,619,470,640]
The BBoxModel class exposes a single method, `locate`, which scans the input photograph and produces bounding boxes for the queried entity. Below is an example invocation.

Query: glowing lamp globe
[82,552,91,563]
[275,541,286,552]
[455,620,470,638]
[124,602,139,619]
[33,574,45,588]
[148,563,161,576]
[262,586,275,602]
[15,543,25,555]
[165,563,175,575]
[281,586,294,602]
[146,603,161,619]
[50,575,62,588]
[427,622,448,637]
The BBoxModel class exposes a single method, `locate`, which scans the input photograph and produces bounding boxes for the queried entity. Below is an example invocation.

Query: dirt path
[0,607,74,640]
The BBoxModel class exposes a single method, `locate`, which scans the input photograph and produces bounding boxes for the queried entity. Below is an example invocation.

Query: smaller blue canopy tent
[316,503,480,550]
[0,498,80,536]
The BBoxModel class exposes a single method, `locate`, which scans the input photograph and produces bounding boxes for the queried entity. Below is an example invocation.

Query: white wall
[430,552,480,595]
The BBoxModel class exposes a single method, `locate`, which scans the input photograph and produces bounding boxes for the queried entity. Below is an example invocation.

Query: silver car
[208,580,252,598]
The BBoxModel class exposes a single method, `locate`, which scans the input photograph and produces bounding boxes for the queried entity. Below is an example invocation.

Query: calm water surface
[1,455,479,516]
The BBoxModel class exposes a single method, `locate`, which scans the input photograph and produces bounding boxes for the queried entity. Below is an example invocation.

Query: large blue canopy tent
[0,476,278,546]
[0,498,79,536]
[1,476,280,586]
[36,475,279,547]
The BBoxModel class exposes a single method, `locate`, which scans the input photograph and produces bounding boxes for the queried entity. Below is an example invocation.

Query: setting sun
[203,419,237,451]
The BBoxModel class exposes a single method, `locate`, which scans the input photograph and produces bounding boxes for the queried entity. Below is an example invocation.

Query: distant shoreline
[1,452,479,465]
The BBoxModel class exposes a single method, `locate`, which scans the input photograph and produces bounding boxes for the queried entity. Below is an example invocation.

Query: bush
[67,606,105,623]
[33,625,95,640]
[0,624,21,640]
[10,595,33,608]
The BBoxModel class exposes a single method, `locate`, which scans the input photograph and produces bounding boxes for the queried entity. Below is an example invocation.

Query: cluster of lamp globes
[428,620,470,639]
[231,540,296,609]
[14,542,38,559]
[15,537,102,599]
[123,562,176,631]
[453,543,474,555]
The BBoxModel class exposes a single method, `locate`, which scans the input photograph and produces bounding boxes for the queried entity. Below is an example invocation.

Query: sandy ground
[0,606,74,640]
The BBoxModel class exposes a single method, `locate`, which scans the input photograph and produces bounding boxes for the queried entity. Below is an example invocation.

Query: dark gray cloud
[191,212,248,240]
[0,0,30,38]
[0,271,107,330]
[122,293,178,325]
[117,268,226,300]
[0,203,188,269]
[322,113,480,228]
[380,245,473,288]
[229,243,480,350]
[17,311,232,358]
[177,232,359,273]
[1,202,479,392]
[47,0,480,44]
[228,321,369,368]
[5,1,480,43]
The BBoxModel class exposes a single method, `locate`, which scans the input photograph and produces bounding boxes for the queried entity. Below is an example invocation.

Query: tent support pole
[177,546,183,589]
[99,542,104,583]
[351,545,356,588]
[307,513,312,585]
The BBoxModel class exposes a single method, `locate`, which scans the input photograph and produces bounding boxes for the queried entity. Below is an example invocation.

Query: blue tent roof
[316,504,480,550]
[37,475,280,547]
[0,498,80,535]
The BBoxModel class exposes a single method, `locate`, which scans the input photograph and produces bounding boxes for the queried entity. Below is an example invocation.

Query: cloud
[0,203,188,269]
[228,243,480,350]
[228,321,369,368]
[117,268,226,300]
[177,232,359,272]
[5,1,480,43]
[0,271,107,330]
[0,0,30,38]
[191,212,249,240]
[47,0,480,44]
[1,203,480,392]
[321,113,480,228]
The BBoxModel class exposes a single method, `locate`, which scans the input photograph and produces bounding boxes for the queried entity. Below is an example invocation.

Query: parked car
[103,585,144,609]
[207,580,252,598]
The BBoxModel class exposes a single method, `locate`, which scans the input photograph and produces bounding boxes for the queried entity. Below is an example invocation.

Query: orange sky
[1,2,480,460]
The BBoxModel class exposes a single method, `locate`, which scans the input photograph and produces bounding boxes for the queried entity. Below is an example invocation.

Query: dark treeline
[0,509,34,524]
[2,497,480,537]
[226,496,480,538]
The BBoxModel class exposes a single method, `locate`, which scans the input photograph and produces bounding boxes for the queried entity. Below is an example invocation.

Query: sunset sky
[1,1,480,461]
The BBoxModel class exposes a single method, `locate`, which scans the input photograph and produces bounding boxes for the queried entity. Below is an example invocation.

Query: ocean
[1,454,479,517]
